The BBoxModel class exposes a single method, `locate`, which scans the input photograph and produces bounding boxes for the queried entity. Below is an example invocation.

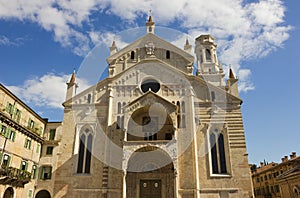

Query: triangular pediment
[124,91,177,114]
[107,33,194,65]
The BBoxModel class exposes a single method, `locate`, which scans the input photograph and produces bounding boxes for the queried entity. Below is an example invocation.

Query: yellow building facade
[0,83,46,198]
[251,152,300,198]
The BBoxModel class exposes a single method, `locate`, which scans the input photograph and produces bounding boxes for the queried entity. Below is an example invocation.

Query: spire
[66,69,78,101]
[68,69,76,85]
[146,10,155,34]
[229,65,236,79]
[110,39,118,55]
[185,37,190,46]
[184,37,192,53]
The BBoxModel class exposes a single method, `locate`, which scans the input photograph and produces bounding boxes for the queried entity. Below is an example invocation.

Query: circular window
[141,79,160,93]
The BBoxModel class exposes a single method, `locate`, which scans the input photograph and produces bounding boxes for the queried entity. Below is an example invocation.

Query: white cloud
[0,35,25,46]
[5,73,90,109]
[0,0,292,91]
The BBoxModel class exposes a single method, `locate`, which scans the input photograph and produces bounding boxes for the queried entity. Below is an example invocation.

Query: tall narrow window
[77,127,93,174]
[218,134,227,173]
[116,116,121,129]
[209,129,227,174]
[85,134,93,173]
[166,50,170,59]
[117,102,121,114]
[49,129,56,140]
[87,94,92,103]
[211,91,216,102]
[77,134,85,173]
[181,101,185,113]
[210,133,218,174]
[182,115,186,128]
[32,165,38,179]
[130,51,135,59]
[206,49,211,61]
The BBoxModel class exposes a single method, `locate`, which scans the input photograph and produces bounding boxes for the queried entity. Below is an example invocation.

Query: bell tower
[146,11,155,34]
[195,35,225,87]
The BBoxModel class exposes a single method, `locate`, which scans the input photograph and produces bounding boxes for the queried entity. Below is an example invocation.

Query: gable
[106,33,194,77]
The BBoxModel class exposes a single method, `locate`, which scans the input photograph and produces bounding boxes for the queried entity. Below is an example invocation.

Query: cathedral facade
[36,17,253,198]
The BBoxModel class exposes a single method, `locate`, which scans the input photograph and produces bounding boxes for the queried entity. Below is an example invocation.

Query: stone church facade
[36,17,253,198]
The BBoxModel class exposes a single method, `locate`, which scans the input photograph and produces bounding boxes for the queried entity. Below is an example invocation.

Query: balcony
[0,165,32,187]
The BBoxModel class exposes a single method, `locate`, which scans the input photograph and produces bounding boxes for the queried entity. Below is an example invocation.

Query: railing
[0,165,32,187]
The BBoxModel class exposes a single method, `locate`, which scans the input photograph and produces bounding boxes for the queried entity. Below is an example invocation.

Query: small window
[46,146,54,155]
[211,91,216,102]
[40,166,52,180]
[87,94,92,103]
[49,129,56,140]
[130,51,135,59]
[6,102,13,114]
[32,165,38,179]
[9,131,16,141]
[166,50,170,59]
[2,154,11,167]
[206,49,211,61]
[0,125,6,135]
[21,161,28,171]
[24,139,32,149]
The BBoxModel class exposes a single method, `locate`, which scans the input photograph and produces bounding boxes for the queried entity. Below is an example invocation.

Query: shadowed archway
[126,146,175,198]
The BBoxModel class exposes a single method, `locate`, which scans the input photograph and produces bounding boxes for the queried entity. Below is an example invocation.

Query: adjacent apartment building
[0,83,46,198]
[251,152,300,198]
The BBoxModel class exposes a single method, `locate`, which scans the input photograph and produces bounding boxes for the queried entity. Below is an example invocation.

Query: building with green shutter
[0,83,47,198]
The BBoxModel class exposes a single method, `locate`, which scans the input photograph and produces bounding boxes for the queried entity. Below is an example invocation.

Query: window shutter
[7,155,11,166]
[13,109,17,119]
[5,127,11,138]
[6,102,10,112]
[25,162,28,171]
[11,105,14,114]
[20,161,23,169]
[12,131,16,142]
[0,123,2,131]
[28,118,31,128]
[39,127,43,135]
[0,152,2,162]
[33,122,36,130]
[29,140,31,149]
[17,112,22,123]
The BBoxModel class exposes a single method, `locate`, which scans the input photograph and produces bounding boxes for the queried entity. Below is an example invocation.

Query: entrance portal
[126,146,175,198]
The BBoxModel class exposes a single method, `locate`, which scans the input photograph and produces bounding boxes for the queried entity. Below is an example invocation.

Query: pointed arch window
[77,127,93,174]
[209,128,227,174]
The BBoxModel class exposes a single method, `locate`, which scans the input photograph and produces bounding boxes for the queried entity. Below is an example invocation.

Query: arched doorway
[35,190,51,198]
[3,187,14,198]
[126,146,175,198]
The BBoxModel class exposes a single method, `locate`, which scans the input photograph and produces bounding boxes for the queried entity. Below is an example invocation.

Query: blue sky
[0,0,299,165]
